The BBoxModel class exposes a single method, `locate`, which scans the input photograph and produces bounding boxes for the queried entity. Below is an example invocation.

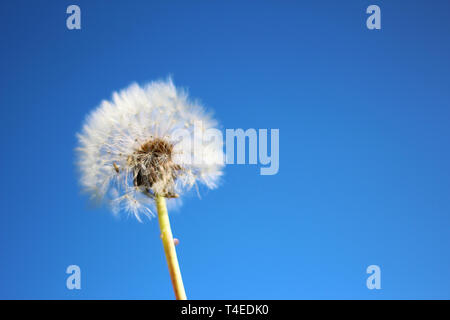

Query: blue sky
[0,0,449,299]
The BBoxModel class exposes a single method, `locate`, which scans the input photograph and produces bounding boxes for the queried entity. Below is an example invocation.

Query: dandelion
[76,78,224,299]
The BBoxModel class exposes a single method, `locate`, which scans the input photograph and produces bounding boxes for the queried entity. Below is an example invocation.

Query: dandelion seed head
[76,79,224,220]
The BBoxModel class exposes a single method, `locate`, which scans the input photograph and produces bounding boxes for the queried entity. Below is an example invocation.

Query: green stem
[155,194,187,300]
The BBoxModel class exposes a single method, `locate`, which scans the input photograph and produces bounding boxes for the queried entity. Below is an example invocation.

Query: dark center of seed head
[133,138,181,198]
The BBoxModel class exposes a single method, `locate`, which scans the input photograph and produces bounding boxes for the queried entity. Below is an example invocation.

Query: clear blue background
[1,0,449,299]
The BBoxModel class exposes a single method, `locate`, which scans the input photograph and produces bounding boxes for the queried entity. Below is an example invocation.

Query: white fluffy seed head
[76,79,224,221]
